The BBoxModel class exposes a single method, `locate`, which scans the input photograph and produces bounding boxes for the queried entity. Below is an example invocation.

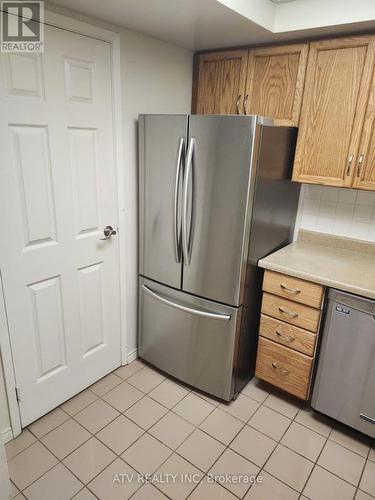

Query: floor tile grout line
[16,437,87,497]
[188,400,258,499]
[9,365,199,498]
[255,397,359,497]
[297,418,334,498]
[245,397,304,498]
[9,364,374,500]
[296,416,373,498]
[354,447,372,499]
[8,398,307,500]
[19,378,301,498]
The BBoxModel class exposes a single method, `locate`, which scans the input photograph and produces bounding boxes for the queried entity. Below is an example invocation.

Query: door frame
[0,9,129,438]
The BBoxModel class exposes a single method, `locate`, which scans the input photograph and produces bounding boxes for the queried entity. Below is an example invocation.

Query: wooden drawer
[259,314,317,356]
[256,337,312,400]
[261,292,321,332]
[263,270,324,309]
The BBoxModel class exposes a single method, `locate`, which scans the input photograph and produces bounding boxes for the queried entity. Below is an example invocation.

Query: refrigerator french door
[138,114,300,400]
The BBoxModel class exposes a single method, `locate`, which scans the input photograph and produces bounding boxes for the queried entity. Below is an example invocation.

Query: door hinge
[15,386,21,402]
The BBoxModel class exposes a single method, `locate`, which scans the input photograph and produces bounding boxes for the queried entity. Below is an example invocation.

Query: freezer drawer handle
[360,413,375,425]
[271,361,290,375]
[278,307,298,318]
[280,283,301,295]
[276,330,295,343]
[142,284,231,321]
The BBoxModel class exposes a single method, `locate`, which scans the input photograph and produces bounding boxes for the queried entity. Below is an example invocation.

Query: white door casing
[0,22,123,426]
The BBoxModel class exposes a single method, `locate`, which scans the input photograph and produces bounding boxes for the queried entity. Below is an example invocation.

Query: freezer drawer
[312,289,375,438]
[138,278,240,401]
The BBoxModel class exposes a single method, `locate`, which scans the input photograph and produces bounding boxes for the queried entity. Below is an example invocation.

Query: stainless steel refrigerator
[138,114,300,401]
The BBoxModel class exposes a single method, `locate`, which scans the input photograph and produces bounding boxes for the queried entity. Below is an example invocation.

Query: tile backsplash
[298,184,375,242]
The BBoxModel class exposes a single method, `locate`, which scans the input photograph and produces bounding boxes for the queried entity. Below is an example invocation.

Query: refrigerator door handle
[173,137,184,263]
[182,137,195,265]
[142,284,231,321]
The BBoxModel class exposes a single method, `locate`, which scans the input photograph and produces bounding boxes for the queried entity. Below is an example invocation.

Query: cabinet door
[194,50,248,114]
[245,44,308,126]
[353,78,375,191]
[293,36,375,187]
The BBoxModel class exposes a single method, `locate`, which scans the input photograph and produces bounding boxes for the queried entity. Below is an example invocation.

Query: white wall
[0,3,193,438]
[299,184,375,242]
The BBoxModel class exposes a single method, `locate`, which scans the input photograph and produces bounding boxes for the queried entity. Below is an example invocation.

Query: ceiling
[48,0,375,50]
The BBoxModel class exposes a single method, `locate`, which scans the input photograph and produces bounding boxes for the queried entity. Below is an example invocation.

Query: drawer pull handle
[276,330,295,342]
[271,361,290,375]
[280,283,301,294]
[278,307,298,318]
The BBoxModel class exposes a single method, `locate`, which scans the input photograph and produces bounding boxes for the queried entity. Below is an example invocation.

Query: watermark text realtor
[1,0,44,52]
[113,472,263,486]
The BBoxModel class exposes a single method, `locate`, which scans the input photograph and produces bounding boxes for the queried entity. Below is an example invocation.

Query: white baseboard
[127,348,138,364]
[2,427,13,444]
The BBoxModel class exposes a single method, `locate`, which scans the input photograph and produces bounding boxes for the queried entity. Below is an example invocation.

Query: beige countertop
[258,230,375,300]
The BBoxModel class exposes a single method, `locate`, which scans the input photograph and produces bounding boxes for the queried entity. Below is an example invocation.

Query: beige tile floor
[5,359,375,500]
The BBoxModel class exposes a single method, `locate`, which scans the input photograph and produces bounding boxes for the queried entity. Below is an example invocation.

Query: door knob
[100,225,117,240]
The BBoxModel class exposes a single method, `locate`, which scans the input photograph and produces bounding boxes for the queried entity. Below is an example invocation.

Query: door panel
[139,278,239,400]
[194,50,248,115]
[353,77,375,191]
[139,115,188,288]
[245,44,308,126]
[182,115,257,306]
[0,24,121,426]
[293,36,375,187]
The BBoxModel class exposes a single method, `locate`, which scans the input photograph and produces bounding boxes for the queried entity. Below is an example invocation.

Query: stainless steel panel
[182,115,258,306]
[139,115,188,288]
[248,126,300,265]
[312,289,375,438]
[139,277,240,400]
[234,125,300,392]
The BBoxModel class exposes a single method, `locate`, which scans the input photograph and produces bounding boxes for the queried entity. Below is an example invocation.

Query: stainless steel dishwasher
[312,289,375,437]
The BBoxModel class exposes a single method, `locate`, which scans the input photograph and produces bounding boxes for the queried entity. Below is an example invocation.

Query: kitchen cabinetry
[194,35,375,192]
[194,44,308,124]
[255,270,325,400]
[194,50,248,114]
[293,36,375,189]
[353,79,375,191]
[244,44,308,125]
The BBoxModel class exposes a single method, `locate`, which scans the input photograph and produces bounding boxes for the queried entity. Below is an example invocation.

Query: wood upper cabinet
[194,50,248,114]
[244,44,308,126]
[353,73,375,191]
[293,36,375,188]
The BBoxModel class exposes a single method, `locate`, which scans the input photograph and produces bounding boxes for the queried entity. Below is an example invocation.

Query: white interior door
[0,24,122,426]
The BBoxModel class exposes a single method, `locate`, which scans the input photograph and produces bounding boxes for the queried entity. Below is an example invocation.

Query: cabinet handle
[346,154,354,176]
[280,283,301,294]
[279,307,298,318]
[357,154,365,178]
[272,361,290,375]
[276,330,295,342]
[236,95,242,115]
[243,94,249,115]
